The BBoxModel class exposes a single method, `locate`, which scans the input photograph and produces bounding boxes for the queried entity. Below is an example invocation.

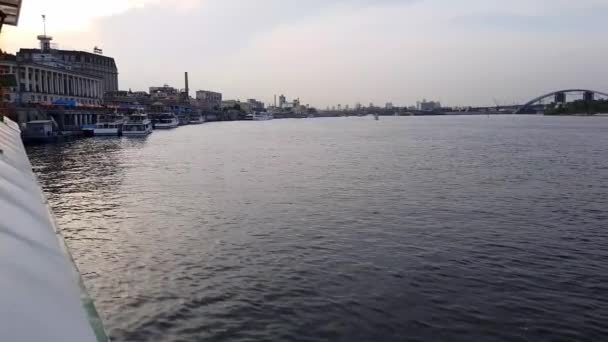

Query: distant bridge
[515,89,608,114]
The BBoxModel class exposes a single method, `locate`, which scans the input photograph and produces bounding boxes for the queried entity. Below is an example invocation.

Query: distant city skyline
[2,0,608,107]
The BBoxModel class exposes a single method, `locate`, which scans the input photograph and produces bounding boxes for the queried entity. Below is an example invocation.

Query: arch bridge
[516,89,608,114]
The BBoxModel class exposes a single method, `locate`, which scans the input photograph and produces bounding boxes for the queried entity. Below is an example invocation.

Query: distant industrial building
[196,90,222,110]
[277,94,300,110]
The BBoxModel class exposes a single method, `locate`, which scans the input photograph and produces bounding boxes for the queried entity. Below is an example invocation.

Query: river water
[26,115,608,342]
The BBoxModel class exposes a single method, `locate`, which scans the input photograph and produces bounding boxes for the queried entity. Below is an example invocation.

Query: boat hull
[155,124,179,129]
[94,128,121,136]
[123,130,152,136]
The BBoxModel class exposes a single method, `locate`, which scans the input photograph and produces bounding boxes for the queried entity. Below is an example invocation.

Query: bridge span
[515,89,608,114]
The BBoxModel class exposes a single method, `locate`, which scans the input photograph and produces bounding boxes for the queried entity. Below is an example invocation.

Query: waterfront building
[150,84,180,101]
[247,99,265,112]
[0,52,103,106]
[16,48,119,94]
[221,100,240,109]
[418,99,441,111]
[0,34,117,106]
[277,94,301,110]
[104,90,151,108]
[385,102,394,110]
[196,90,222,110]
[17,34,118,93]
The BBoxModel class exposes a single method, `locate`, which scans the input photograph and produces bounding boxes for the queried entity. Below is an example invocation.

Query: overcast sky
[2,0,608,107]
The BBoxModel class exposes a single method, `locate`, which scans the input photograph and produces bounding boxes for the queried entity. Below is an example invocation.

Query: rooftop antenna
[38,14,52,52]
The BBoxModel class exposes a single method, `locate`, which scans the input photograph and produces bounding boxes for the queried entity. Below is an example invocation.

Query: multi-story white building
[1,53,104,106]
[0,35,115,106]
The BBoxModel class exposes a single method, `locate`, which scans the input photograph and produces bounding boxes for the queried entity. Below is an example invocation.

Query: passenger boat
[94,113,125,136]
[252,112,273,121]
[154,113,179,129]
[177,113,190,126]
[123,113,153,136]
[189,113,205,124]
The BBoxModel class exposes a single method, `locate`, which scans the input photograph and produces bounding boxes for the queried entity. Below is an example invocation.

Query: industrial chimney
[184,72,189,98]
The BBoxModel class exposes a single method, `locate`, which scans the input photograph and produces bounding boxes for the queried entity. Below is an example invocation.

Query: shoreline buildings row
[0,33,316,143]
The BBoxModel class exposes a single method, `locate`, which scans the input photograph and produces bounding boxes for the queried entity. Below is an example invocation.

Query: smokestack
[184,72,189,98]
[274,94,277,107]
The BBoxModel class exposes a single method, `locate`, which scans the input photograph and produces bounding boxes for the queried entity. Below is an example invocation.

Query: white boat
[94,113,125,136]
[123,113,153,136]
[252,112,273,121]
[155,113,179,129]
[177,113,190,126]
[189,113,205,124]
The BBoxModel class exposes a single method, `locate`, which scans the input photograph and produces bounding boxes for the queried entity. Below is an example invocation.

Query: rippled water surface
[27,116,608,341]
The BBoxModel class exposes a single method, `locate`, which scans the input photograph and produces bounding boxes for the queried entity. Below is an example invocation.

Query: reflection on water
[27,117,608,342]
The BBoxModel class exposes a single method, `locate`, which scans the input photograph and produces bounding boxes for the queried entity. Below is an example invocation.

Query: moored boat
[252,112,273,121]
[189,113,205,124]
[94,113,125,136]
[154,113,179,129]
[177,113,190,126]
[21,119,63,144]
[123,113,153,136]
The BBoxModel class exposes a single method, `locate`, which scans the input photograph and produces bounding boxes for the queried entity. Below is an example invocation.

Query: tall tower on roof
[37,14,52,52]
